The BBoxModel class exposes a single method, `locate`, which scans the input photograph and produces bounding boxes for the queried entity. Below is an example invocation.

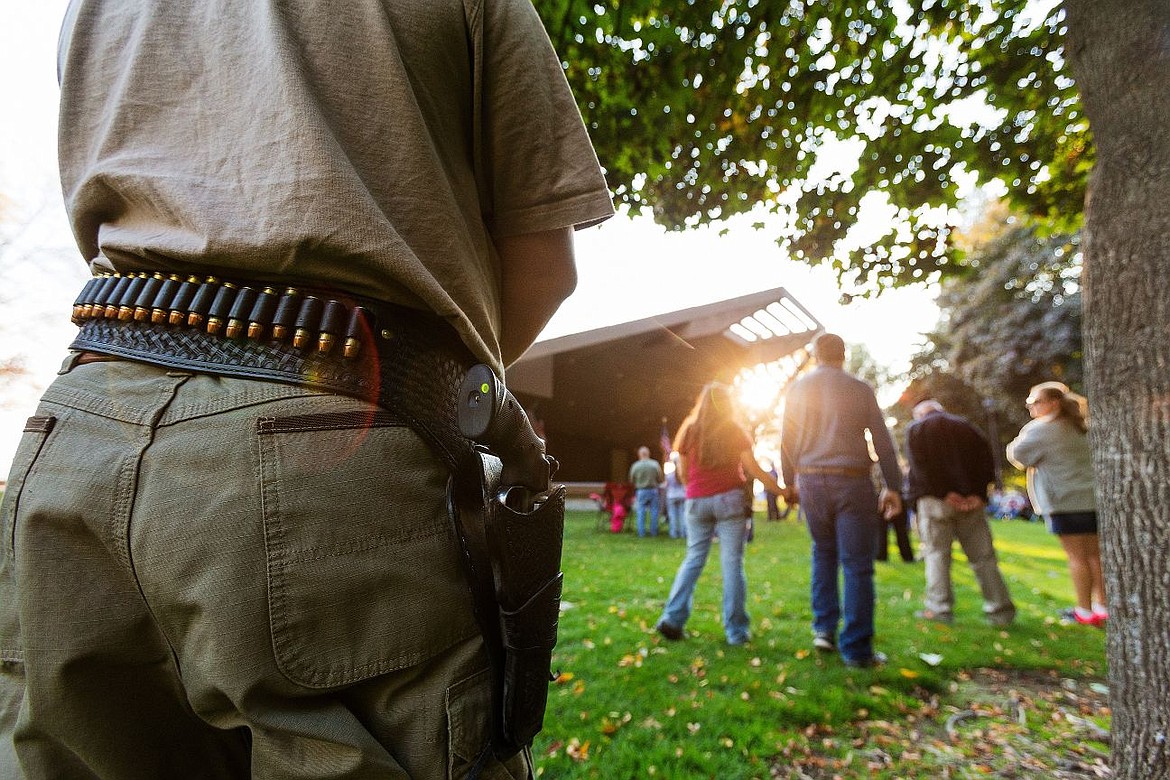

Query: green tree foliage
[541,4,1167,774]
[902,216,1082,440]
[844,340,890,390]
[539,0,1088,289]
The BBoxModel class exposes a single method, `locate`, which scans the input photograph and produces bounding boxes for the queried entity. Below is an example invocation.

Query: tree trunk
[1065,2,1170,777]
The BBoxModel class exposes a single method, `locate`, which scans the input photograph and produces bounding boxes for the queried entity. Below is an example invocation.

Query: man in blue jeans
[628,446,665,537]
[780,334,903,667]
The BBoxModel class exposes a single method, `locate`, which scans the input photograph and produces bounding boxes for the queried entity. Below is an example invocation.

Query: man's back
[58,0,612,373]
[781,366,900,491]
[629,458,663,489]
[905,411,995,502]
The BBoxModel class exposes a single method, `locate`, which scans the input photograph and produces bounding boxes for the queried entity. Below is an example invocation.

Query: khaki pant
[916,497,1016,624]
[0,356,527,779]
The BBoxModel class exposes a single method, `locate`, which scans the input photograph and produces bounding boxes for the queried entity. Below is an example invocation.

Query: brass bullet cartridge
[270,288,301,340]
[292,296,323,349]
[316,300,346,354]
[103,274,133,319]
[168,276,202,325]
[343,306,369,359]
[133,273,166,321]
[118,274,149,321]
[205,282,238,335]
[83,274,119,320]
[151,275,183,324]
[85,274,120,320]
[246,287,278,339]
[72,276,104,323]
[186,276,220,328]
[224,287,258,339]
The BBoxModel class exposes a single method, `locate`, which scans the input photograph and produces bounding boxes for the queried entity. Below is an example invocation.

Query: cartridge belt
[69,271,482,480]
[71,271,394,358]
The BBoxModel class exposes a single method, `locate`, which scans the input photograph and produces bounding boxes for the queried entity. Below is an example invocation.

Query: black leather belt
[797,466,872,478]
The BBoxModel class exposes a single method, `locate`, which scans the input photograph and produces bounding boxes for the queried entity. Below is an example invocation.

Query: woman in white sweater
[1006,381,1106,626]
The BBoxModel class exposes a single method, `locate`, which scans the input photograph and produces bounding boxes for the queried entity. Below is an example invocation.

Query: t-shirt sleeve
[476,0,614,237]
[1006,423,1044,469]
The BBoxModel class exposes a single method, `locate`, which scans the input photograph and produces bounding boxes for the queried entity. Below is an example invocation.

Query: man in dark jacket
[905,400,1016,625]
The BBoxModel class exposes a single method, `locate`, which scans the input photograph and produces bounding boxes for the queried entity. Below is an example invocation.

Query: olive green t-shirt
[57,0,614,375]
[628,458,664,490]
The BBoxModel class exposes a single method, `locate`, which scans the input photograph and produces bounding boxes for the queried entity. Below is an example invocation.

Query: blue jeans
[797,473,880,662]
[634,487,660,536]
[658,488,750,644]
[666,496,687,539]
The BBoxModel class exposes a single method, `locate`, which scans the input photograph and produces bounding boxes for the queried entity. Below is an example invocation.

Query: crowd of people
[619,334,1107,666]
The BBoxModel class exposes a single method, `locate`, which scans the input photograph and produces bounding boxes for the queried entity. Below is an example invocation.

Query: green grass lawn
[534,509,1109,778]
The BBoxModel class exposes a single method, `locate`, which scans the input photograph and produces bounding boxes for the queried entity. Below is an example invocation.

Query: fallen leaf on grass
[599,718,620,735]
[919,653,944,666]
[899,668,920,679]
[565,738,590,762]
[554,671,574,684]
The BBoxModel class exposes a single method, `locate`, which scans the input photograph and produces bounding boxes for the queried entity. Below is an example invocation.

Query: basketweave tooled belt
[69,271,483,481]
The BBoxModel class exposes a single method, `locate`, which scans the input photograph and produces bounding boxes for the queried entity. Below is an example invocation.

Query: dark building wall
[519,328,751,482]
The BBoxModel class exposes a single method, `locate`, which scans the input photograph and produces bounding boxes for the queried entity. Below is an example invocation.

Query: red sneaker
[1074,611,1105,627]
[1060,608,1105,627]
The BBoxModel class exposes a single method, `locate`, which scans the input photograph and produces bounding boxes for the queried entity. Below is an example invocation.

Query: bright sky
[0,1,941,475]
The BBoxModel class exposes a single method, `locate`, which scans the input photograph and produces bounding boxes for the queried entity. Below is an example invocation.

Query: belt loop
[60,351,85,374]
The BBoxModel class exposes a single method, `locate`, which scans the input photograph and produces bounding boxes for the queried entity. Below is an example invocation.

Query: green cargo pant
[0,355,527,779]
